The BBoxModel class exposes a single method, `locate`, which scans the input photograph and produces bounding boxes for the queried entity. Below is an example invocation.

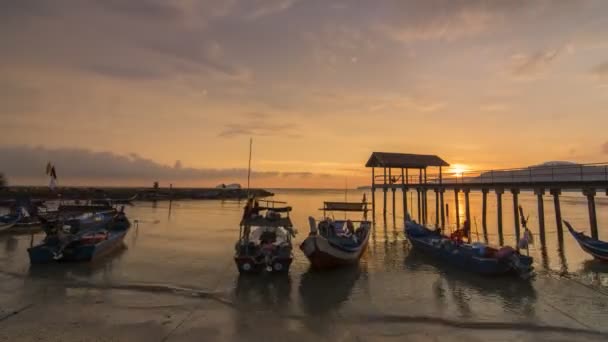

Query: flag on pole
[47,163,58,190]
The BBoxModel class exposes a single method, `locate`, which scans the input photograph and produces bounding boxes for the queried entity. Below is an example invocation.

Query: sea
[1,189,608,341]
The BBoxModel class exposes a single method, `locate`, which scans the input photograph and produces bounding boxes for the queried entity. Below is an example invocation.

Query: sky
[1,0,608,188]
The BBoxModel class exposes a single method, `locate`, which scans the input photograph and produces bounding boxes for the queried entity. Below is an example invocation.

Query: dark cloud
[93,0,184,21]
[0,145,318,185]
[591,61,608,81]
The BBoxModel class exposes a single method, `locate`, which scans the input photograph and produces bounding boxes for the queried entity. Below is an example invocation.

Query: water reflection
[233,274,292,311]
[404,248,537,316]
[299,266,360,315]
[298,266,361,333]
[4,235,18,253]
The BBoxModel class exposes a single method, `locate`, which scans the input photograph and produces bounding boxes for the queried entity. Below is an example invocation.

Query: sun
[449,164,469,177]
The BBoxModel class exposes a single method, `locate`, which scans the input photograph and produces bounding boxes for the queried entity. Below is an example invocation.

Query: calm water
[1,189,608,341]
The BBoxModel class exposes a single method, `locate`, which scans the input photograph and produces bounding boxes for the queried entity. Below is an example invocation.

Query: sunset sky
[1,0,608,188]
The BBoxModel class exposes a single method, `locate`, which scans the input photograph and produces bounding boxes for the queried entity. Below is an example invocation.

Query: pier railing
[374,162,608,186]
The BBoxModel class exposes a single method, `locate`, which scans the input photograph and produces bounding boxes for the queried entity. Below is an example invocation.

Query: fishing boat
[564,220,608,261]
[0,214,20,233]
[28,208,131,264]
[234,199,296,273]
[405,218,533,278]
[0,205,58,233]
[300,200,371,270]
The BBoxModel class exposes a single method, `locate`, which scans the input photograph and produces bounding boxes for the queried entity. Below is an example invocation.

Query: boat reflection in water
[232,274,293,340]
[298,265,362,333]
[404,248,537,316]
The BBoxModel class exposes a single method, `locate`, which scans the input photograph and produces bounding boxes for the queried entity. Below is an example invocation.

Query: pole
[246,138,253,198]
[511,189,520,246]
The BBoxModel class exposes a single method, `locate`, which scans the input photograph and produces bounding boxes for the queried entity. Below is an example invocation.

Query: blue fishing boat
[405,218,533,278]
[28,209,131,264]
[565,220,608,261]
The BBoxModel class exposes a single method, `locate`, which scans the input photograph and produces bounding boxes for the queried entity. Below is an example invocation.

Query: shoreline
[0,186,274,203]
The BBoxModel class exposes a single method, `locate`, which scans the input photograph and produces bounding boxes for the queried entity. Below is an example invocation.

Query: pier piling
[496,188,504,246]
[371,167,376,221]
[550,189,563,244]
[440,190,445,229]
[584,188,598,239]
[511,189,520,245]
[535,188,546,246]
[401,168,407,217]
[383,168,387,218]
[434,189,440,228]
[416,188,421,223]
[482,189,489,243]
[464,189,471,226]
[454,189,460,229]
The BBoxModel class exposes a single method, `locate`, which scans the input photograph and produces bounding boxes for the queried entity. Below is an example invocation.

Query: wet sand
[1,190,608,341]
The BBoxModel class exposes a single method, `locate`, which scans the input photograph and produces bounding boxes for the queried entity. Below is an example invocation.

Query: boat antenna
[246,137,253,199]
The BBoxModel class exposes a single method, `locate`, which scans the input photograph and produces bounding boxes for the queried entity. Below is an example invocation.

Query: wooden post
[389,168,395,219]
[416,187,421,223]
[550,188,563,244]
[454,189,460,229]
[440,189,445,229]
[584,188,598,239]
[435,189,440,228]
[535,188,546,246]
[511,188,520,245]
[401,168,407,218]
[423,168,428,224]
[418,169,423,223]
[496,188,504,246]
[372,167,376,222]
[464,189,471,226]
[383,167,387,217]
[481,188,489,243]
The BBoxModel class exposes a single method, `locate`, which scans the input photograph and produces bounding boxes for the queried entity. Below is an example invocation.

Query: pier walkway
[367,152,608,242]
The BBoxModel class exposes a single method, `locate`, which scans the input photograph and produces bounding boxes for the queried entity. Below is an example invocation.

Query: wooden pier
[366,152,608,242]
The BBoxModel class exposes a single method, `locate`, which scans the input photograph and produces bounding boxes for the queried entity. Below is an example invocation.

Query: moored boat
[300,200,371,270]
[234,199,295,274]
[405,218,533,278]
[28,208,131,264]
[565,220,608,261]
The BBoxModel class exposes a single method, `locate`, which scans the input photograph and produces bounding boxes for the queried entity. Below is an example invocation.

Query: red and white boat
[300,200,371,269]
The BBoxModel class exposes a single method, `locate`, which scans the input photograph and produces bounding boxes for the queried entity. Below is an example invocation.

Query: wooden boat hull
[28,230,128,264]
[300,233,369,270]
[565,221,608,261]
[405,221,533,276]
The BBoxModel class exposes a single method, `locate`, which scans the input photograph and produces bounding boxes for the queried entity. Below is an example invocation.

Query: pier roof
[365,152,449,168]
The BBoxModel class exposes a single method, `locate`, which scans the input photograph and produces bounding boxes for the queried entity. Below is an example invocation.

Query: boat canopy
[320,202,369,212]
[241,216,293,228]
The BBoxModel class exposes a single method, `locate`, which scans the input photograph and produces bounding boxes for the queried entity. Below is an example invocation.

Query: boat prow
[565,220,608,261]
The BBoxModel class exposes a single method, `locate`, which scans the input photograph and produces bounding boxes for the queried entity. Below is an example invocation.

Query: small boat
[0,205,58,233]
[565,220,608,261]
[0,214,20,233]
[27,209,131,264]
[300,200,371,270]
[234,199,296,273]
[405,218,533,278]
